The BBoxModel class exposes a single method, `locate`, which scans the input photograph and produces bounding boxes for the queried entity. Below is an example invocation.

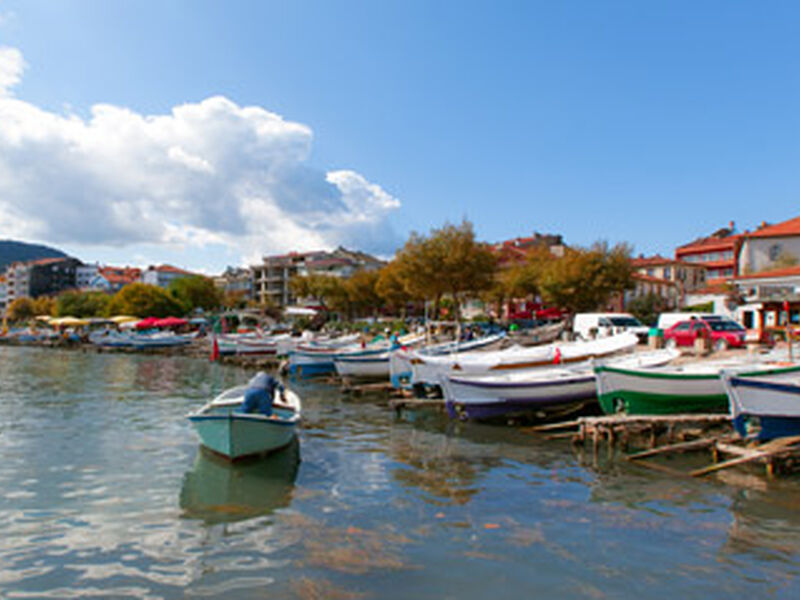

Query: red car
[663,318,746,352]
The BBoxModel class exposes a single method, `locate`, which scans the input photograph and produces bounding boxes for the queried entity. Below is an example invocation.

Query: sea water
[1,346,799,599]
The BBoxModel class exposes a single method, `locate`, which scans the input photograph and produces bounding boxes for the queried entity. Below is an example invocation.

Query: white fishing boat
[721,364,800,440]
[187,385,302,460]
[334,351,392,379]
[389,332,507,388]
[405,332,639,390]
[441,348,678,421]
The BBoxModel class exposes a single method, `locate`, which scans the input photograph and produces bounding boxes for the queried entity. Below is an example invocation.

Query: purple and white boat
[441,348,679,422]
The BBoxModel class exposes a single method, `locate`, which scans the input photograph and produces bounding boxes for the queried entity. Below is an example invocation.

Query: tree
[32,296,56,317]
[7,297,35,322]
[394,220,496,321]
[627,293,665,327]
[107,283,185,317]
[376,263,413,317]
[290,273,348,313]
[168,276,222,313]
[537,242,634,315]
[55,290,110,318]
[345,269,383,318]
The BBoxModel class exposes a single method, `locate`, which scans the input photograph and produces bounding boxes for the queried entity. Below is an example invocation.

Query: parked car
[662,318,746,352]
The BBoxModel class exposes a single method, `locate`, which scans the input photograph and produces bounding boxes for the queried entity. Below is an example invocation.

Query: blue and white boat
[188,385,301,460]
[721,365,800,441]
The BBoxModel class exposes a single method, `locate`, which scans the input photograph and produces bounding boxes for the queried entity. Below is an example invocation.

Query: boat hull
[594,366,728,415]
[723,366,800,440]
[334,355,390,379]
[189,410,297,460]
[444,373,597,421]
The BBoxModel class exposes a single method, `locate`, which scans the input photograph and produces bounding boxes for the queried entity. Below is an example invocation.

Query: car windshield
[708,320,745,332]
[609,317,642,327]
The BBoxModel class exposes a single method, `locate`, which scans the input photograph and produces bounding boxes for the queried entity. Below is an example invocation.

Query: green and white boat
[594,358,779,415]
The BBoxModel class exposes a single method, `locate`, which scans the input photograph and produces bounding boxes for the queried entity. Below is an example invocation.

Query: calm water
[1,346,800,599]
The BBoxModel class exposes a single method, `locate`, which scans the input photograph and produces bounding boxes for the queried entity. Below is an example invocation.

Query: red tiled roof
[746,215,800,238]
[676,234,741,254]
[148,264,195,275]
[99,266,141,285]
[630,255,694,268]
[735,265,800,281]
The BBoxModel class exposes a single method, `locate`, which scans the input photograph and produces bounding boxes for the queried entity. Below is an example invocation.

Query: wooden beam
[626,437,726,460]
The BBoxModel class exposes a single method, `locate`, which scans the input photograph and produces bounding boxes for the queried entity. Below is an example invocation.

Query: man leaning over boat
[240,372,285,416]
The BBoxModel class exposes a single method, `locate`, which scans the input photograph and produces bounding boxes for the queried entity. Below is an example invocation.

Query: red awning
[154,316,188,328]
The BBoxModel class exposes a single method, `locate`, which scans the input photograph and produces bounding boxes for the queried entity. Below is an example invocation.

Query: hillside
[0,240,69,272]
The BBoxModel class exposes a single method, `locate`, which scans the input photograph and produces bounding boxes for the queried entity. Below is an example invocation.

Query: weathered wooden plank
[626,437,724,460]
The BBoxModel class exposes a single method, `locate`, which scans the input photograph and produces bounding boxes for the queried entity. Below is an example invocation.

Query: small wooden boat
[594,356,799,416]
[721,365,800,440]
[187,385,301,460]
[442,348,678,422]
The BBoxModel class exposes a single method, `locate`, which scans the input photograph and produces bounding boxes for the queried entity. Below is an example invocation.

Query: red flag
[210,336,220,362]
[784,300,791,314]
[553,347,562,364]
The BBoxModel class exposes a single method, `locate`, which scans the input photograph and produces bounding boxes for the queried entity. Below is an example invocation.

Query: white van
[572,313,650,342]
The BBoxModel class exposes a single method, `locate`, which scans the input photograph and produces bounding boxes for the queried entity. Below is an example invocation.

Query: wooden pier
[529,414,800,478]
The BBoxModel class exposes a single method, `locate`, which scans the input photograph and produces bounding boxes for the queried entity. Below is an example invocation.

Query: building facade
[630,255,706,301]
[98,266,142,292]
[675,223,741,283]
[142,264,197,288]
[251,247,385,308]
[738,215,800,275]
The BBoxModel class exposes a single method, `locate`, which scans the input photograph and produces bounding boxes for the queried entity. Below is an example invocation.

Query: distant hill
[0,240,69,272]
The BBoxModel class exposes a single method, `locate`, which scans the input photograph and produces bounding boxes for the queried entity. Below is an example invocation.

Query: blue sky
[1,1,799,272]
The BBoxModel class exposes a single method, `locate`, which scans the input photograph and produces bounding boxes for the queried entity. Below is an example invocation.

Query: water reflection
[180,441,300,524]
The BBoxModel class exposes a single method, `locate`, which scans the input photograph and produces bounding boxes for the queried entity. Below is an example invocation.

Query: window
[769,244,782,261]
[663,267,671,279]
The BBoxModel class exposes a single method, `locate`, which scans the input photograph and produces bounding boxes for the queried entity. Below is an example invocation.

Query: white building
[738,215,800,275]
[142,264,197,288]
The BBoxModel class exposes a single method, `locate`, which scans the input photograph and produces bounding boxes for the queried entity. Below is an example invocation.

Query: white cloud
[0,46,24,96]
[0,47,401,268]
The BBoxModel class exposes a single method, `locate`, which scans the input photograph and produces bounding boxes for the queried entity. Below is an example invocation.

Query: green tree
[168,276,222,313]
[290,273,348,313]
[55,290,111,318]
[626,293,665,327]
[107,283,185,318]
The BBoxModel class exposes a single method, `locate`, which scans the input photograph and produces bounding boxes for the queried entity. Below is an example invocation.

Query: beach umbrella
[154,316,188,328]
[110,315,139,324]
[135,317,160,329]
[35,315,53,322]
[50,316,90,327]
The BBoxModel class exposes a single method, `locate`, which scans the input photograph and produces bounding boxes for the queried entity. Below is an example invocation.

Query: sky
[1,0,799,273]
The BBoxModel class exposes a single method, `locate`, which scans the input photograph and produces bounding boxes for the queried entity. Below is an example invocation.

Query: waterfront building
[675,222,742,284]
[0,275,7,315]
[621,273,680,310]
[251,247,384,308]
[732,264,800,335]
[630,254,706,302]
[141,264,197,288]
[1,257,82,305]
[738,215,800,275]
[75,263,101,290]
[98,266,142,293]
[213,267,254,300]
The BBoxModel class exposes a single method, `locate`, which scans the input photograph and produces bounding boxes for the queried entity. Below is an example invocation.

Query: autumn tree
[345,269,383,318]
[7,297,35,322]
[537,242,634,315]
[394,220,496,321]
[107,283,185,318]
[376,263,414,317]
[32,296,56,317]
